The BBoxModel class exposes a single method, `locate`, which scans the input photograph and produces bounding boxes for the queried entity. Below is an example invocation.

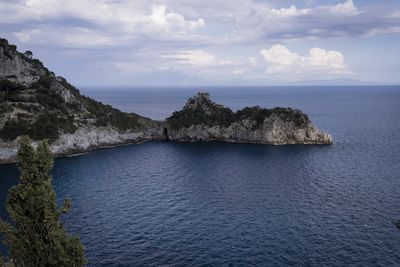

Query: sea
[0,86,400,266]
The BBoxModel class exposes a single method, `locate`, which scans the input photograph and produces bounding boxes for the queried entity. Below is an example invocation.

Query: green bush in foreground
[0,137,85,266]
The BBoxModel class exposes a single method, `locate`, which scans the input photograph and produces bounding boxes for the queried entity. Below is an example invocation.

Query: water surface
[1,86,400,266]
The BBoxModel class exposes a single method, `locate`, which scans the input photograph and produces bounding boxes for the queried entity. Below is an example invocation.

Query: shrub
[24,50,33,59]
[82,96,139,130]
[167,105,235,130]
[0,113,77,142]
[0,119,31,140]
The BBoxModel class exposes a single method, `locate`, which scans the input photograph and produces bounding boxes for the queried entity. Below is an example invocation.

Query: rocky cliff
[0,38,164,163]
[166,92,333,145]
[0,38,332,163]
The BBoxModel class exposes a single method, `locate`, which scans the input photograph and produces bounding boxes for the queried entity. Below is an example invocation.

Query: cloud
[162,50,218,66]
[4,1,206,47]
[235,0,400,41]
[1,0,399,84]
[3,0,400,48]
[261,45,299,66]
[111,49,250,82]
[260,44,350,77]
[271,5,309,17]
[162,50,236,67]
[14,27,120,48]
[149,5,205,33]
[324,0,358,15]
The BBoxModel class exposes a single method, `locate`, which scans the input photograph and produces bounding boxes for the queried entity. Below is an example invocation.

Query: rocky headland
[0,38,332,163]
[166,92,332,145]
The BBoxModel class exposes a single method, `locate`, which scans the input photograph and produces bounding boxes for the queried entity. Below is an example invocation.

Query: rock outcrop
[166,92,333,145]
[0,38,164,163]
[0,38,332,163]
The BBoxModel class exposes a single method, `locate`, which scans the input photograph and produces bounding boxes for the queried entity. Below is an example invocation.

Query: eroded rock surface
[166,92,333,145]
[0,38,332,163]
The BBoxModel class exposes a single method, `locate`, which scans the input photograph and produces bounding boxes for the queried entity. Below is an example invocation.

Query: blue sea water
[1,86,400,266]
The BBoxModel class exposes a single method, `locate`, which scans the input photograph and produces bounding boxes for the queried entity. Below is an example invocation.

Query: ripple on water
[0,87,400,266]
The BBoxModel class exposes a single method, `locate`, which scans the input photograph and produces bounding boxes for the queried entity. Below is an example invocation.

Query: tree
[0,136,85,266]
[24,51,33,59]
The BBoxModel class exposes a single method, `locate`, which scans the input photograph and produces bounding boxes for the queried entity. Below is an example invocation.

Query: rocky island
[167,92,332,145]
[0,38,332,163]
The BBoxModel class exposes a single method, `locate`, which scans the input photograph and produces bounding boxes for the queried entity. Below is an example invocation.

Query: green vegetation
[167,96,235,129]
[0,76,139,141]
[235,106,273,128]
[82,95,140,131]
[270,107,310,127]
[58,77,81,98]
[167,97,310,130]
[0,38,8,48]
[0,79,26,102]
[167,106,234,130]
[0,112,76,142]
[0,78,77,141]
[32,77,66,110]
[0,38,146,143]
[24,50,33,59]
[0,137,86,266]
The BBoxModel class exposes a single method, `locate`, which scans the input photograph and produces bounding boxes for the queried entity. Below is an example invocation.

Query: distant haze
[1,0,400,86]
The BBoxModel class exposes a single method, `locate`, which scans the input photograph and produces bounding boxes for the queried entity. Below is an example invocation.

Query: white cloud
[232,0,397,42]
[149,5,205,33]
[306,48,346,69]
[6,0,205,47]
[260,44,350,77]
[261,45,300,66]
[1,0,399,85]
[271,5,308,17]
[325,0,358,15]
[112,49,250,82]
[3,0,400,48]
[161,50,236,67]
[163,50,217,66]
[14,27,120,47]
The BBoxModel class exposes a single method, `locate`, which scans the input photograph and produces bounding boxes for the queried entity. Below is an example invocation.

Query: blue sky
[1,0,400,86]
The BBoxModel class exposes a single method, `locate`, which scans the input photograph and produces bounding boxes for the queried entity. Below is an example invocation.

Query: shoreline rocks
[166,92,333,145]
[0,38,333,164]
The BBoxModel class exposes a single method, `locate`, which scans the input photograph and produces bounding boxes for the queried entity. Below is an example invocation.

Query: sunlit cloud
[1,0,399,84]
[261,44,350,79]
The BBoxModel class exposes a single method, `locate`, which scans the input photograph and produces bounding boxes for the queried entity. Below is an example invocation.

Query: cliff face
[166,93,333,145]
[0,38,164,163]
[0,38,332,163]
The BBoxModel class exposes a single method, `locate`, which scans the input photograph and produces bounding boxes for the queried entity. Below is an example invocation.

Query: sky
[1,0,400,86]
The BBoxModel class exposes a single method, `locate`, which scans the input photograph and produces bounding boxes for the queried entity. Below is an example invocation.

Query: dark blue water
[1,86,400,266]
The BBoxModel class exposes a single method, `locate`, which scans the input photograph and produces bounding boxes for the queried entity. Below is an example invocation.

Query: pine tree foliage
[0,136,85,266]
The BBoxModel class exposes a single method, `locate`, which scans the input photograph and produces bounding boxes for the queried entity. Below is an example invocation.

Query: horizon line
[78,84,400,89]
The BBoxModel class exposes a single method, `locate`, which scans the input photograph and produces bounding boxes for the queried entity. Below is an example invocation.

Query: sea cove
[2,0,400,265]
[1,86,400,266]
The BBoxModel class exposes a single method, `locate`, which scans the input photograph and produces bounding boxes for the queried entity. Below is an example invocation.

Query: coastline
[0,137,333,165]
[0,139,159,165]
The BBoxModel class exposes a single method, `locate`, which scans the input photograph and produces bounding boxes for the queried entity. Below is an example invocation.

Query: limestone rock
[0,38,333,164]
[166,92,333,145]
